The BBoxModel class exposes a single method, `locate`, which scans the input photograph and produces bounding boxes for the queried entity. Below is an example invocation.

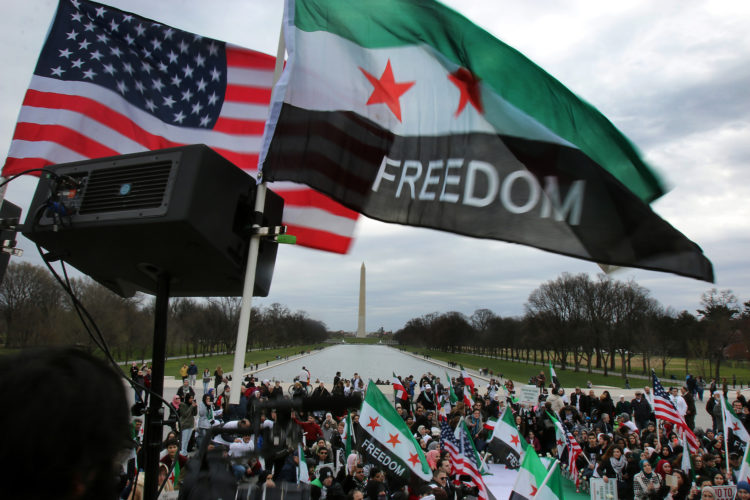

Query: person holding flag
[722,395,750,449]
[439,418,492,500]
[651,371,700,453]
[356,380,432,485]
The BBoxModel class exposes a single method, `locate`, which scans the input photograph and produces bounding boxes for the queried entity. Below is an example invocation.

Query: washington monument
[357,262,366,338]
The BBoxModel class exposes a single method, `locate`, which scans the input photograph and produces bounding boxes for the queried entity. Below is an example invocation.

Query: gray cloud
[2,1,749,333]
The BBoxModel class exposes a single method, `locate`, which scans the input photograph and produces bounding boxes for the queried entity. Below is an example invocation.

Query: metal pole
[535,459,560,496]
[228,21,286,405]
[720,396,731,482]
[143,272,170,500]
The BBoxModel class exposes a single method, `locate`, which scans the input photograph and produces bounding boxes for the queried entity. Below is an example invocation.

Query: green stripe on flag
[291,0,664,203]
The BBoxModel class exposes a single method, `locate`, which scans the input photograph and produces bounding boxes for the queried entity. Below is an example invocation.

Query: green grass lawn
[401,346,648,388]
[427,347,750,384]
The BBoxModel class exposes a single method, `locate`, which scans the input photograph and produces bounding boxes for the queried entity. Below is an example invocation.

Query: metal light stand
[143,272,171,500]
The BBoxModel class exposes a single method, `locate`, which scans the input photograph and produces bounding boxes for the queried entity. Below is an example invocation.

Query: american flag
[566,430,582,488]
[651,371,700,452]
[439,420,491,500]
[2,0,358,253]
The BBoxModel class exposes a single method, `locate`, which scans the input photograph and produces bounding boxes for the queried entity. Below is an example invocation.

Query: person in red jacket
[293,411,323,443]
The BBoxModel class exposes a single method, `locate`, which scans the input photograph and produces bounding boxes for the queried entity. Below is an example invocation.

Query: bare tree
[697,288,740,380]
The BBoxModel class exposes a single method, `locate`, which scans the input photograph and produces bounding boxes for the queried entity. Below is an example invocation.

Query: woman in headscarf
[700,486,717,499]
[655,459,673,482]
[425,449,440,470]
[633,459,662,500]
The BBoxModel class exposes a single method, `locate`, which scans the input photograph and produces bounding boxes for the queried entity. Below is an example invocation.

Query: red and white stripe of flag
[4,46,358,254]
[653,395,699,452]
[463,386,474,407]
[392,375,408,402]
[442,441,489,500]
[461,368,475,390]
[566,431,582,488]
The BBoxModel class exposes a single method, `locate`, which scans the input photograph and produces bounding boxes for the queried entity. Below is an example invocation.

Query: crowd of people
[121,362,750,500]
[504,376,750,500]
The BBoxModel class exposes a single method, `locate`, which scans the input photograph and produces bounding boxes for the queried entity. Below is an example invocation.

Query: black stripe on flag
[263,105,713,282]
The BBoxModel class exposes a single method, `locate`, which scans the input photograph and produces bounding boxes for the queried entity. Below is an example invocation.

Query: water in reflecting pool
[252,344,459,384]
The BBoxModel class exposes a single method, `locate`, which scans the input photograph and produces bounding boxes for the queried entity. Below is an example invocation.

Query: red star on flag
[733,423,741,431]
[556,439,564,447]
[359,59,415,122]
[448,67,483,116]
[366,416,381,432]
[530,485,538,496]
[408,452,421,466]
[386,433,401,448]
[510,434,520,446]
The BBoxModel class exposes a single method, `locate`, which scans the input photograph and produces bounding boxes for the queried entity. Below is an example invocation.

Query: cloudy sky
[2,0,749,333]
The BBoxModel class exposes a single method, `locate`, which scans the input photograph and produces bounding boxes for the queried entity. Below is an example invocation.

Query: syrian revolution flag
[547,411,567,459]
[722,397,750,443]
[356,380,432,483]
[297,443,310,483]
[4,0,359,254]
[445,371,458,404]
[341,411,354,457]
[260,0,713,282]
[460,366,475,392]
[392,373,408,402]
[487,408,527,469]
[549,362,560,391]
[510,453,564,500]
[168,459,180,486]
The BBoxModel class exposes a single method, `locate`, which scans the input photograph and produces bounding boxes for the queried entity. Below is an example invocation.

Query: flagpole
[534,459,560,497]
[720,396,732,482]
[228,20,285,405]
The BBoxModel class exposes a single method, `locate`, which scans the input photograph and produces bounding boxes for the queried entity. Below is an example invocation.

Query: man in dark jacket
[631,390,652,431]
[416,384,437,411]
[681,386,697,430]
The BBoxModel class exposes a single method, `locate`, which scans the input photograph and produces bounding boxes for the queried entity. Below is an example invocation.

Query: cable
[0,168,63,190]
[35,244,172,411]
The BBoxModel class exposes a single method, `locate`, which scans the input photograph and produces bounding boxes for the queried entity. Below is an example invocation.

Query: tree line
[394,272,750,379]
[0,262,327,359]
